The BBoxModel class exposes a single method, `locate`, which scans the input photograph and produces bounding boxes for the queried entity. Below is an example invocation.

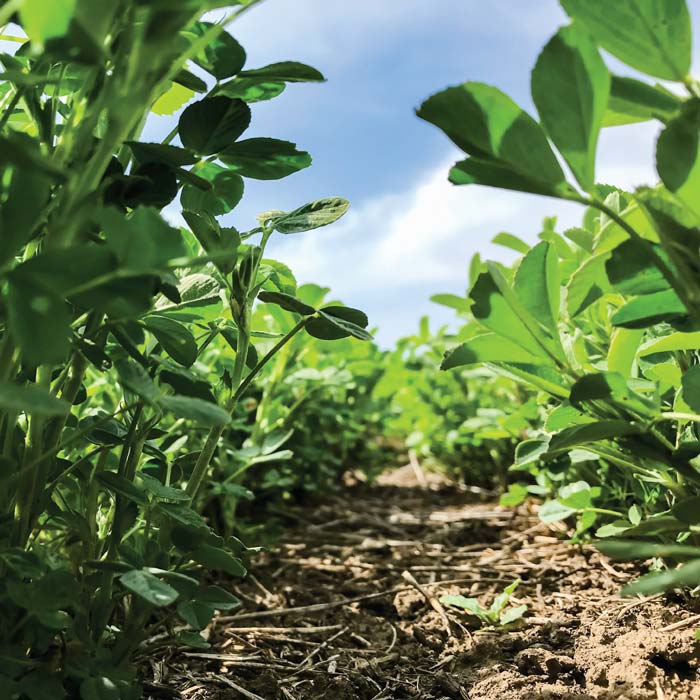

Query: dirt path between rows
[152,468,700,700]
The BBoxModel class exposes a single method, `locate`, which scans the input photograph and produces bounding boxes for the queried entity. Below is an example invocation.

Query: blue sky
[188,1,664,345]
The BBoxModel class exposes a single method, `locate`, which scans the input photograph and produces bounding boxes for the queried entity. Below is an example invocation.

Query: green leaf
[265,197,350,234]
[180,162,244,216]
[499,483,529,507]
[191,545,246,577]
[306,307,372,341]
[564,226,594,252]
[598,539,700,561]
[19,672,66,700]
[681,366,700,413]
[441,334,540,370]
[177,586,240,630]
[215,77,286,102]
[417,82,566,188]
[621,558,700,597]
[558,481,600,509]
[0,166,52,266]
[549,420,640,452]
[144,315,198,367]
[101,207,186,272]
[672,495,700,524]
[566,252,611,316]
[177,600,215,630]
[468,271,549,360]
[173,68,208,93]
[656,102,700,221]
[258,291,316,315]
[620,514,685,537]
[157,502,209,531]
[96,472,147,505]
[513,242,560,333]
[596,520,633,538]
[531,24,610,190]
[538,499,577,523]
[198,585,241,610]
[0,549,43,578]
[604,76,681,127]
[126,142,198,167]
[612,289,687,328]
[158,395,230,427]
[500,604,528,625]
[605,239,671,295]
[439,594,485,616]
[496,363,570,398]
[220,138,311,180]
[189,22,246,80]
[20,0,76,47]
[178,97,251,155]
[607,328,644,377]
[115,359,158,402]
[491,232,530,254]
[569,372,633,407]
[560,0,692,81]
[238,61,325,83]
[639,331,700,356]
[449,157,565,196]
[153,82,194,116]
[0,383,70,417]
[429,293,471,313]
[138,474,189,502]
[0,132,66,180]
[119,569,179,607]
[177,631,210,649]
[545,404,593,431]
[7,280,71,366]
[490,578,520,616]
[156,273,221,312]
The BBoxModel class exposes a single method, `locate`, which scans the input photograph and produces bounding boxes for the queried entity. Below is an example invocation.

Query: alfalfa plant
[440,579,527,628]
[0,1,371,698]
[418,0,700,594]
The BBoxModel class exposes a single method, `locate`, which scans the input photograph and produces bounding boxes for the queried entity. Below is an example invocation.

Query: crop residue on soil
[151,468,700,699]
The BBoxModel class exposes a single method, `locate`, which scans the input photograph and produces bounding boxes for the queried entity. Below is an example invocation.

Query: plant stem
[232,319,308,403]
[15,365,52,545]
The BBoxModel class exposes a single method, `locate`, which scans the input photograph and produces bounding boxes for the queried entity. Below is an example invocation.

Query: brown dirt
[149,467,700,700]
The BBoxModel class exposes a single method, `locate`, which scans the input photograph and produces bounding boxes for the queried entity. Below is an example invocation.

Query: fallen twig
[222,624,342,635]
[213,674,266,700]
[401,570,452,636]
[217,576,513,623]
[659,612,700,632]
[286,626,349,677]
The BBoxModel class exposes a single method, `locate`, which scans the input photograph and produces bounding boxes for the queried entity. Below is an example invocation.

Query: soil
[150,467,700,700]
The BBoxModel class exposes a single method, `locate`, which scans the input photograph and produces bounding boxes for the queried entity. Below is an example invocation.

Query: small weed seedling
[440,579,527,628]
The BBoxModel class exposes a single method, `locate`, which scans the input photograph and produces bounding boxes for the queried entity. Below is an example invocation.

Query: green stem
[185,230,274,502]
[185,317,249,502]
[15,365,52,545]
[583,507,624,518]
[660,412,700,424]
[232,318,308,404]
